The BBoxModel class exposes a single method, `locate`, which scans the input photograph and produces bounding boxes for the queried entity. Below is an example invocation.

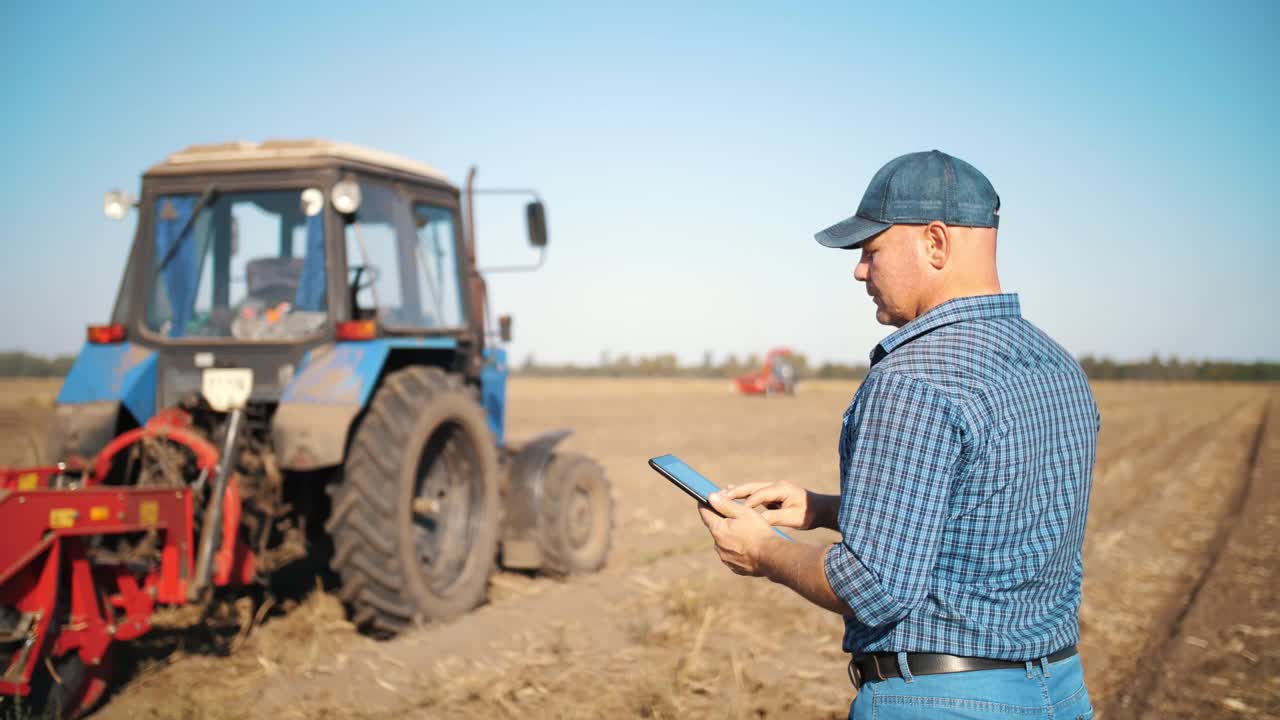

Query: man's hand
[720,481,828,531]
[698,490,853,616]
[698,491,783,576]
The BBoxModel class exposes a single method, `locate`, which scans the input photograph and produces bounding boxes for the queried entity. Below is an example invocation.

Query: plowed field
[0,378,1274,719]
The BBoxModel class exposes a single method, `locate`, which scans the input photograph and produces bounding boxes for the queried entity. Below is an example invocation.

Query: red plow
[0,410,255,717]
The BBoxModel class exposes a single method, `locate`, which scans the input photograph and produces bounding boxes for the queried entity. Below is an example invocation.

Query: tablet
[648,454,792,541]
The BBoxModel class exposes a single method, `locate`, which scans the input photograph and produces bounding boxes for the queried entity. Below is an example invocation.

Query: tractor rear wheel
[325,367,500,635]
[537,453,613,576]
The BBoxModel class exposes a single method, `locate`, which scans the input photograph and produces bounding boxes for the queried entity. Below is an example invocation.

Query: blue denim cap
[814,150,1000,249]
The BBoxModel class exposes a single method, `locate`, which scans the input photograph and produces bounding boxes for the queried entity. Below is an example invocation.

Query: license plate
[202,368,254,411]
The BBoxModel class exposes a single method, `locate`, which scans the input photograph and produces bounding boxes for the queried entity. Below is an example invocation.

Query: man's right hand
[720,481,837,532]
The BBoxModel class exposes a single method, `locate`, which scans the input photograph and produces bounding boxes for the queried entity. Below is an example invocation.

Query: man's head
[815,150,1002,327]
[853,222,999,327]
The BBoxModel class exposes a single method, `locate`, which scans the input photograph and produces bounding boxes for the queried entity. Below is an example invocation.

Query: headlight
[331,179,362,214]
[300,187,325,217]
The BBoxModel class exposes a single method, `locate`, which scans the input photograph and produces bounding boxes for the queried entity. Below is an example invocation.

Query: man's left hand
[699,491,780,577]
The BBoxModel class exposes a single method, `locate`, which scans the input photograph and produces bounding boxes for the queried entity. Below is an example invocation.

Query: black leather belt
[848,645,1078,689]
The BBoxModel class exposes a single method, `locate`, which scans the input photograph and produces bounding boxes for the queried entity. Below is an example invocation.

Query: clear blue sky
[3,1,1277,365]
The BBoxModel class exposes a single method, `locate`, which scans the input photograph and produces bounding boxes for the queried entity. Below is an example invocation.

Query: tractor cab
[100,141,484,405]
[51,140,543,465]
[130,149,470,345]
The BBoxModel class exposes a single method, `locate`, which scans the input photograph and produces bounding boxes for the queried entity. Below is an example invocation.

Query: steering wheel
[349,264,381,292]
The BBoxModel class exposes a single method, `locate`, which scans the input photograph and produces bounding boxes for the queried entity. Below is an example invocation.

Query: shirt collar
[871,293,1022,365]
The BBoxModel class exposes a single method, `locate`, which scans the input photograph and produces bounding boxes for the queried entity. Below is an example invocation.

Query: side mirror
[498,314,513,343]
[525,201,548,248]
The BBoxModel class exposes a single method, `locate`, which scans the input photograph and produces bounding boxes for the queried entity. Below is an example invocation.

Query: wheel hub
[411,425,479,592]
[566,482,595,547]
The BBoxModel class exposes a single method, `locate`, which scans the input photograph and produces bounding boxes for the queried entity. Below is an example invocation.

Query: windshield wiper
[153,185,219,277]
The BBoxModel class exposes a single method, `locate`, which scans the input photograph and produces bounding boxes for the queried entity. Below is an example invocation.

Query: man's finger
[707,491,747,519]
[745,485,792,508]
[759,508,785,525]
[720,482,769,501]
[698,505,722,530]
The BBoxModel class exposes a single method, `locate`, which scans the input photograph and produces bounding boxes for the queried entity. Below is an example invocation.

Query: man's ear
[924,222,950,270]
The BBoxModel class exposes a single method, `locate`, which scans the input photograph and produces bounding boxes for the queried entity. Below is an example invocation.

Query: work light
[103,189,134,220]
[331,179,362,214]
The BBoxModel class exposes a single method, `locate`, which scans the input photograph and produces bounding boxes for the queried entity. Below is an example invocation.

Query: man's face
[853,225,930,327]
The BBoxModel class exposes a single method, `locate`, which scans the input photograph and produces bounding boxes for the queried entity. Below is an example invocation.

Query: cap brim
[813,214,892,249]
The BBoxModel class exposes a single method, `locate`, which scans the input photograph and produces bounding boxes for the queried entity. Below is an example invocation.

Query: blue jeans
[848,653,1094,719]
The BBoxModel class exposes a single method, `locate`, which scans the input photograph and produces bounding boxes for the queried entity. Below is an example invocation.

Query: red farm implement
[733,347,799,396]
[0,410,254,717]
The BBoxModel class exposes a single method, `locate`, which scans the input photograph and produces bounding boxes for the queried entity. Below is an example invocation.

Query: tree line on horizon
[0,350,1275,382]
[516,351,1280,382]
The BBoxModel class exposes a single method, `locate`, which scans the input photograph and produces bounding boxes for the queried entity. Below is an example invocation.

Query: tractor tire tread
[332,511,396,557]
[351,605,377,628]
[346,458,398,514]
[344,551,404,593]
[352,583,413,619]
[338,576,366,604]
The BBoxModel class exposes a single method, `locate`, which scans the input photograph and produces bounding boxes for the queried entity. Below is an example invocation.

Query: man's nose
[853,260,869,282]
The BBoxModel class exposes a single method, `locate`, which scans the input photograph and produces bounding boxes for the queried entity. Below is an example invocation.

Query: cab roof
[145,139,451,186]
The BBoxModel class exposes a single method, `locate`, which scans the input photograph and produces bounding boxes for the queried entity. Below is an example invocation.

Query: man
[699,150,1099,719]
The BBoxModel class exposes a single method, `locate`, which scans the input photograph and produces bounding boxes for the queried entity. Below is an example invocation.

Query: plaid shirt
[824,293,1099,660]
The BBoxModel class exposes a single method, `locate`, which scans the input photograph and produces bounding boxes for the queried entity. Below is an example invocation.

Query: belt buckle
[848,655,888,689]
[847,659,863,689]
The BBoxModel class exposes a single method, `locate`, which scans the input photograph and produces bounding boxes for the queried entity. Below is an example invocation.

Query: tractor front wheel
[537,453,613,576]
[325,367,500,635]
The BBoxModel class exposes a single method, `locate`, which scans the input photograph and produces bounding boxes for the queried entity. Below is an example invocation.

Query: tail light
[335,320,377,341]
[87,324,126,344]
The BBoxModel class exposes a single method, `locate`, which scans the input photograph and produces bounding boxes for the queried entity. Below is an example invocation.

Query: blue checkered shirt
[823,293,1099,660]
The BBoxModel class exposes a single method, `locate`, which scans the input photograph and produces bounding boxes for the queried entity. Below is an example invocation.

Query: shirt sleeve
[824,373,966,628]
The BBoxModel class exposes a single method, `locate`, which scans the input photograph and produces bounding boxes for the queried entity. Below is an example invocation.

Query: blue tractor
[43,139,613,640]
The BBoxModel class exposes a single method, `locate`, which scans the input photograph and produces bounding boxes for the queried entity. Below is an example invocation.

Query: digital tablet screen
[650,454,721,503]
[648,454,793,541]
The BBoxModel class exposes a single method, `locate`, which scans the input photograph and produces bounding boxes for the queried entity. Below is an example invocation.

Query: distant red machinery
[734,347,798,396]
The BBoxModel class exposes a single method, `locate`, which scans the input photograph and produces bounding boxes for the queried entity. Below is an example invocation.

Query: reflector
[87,324,126,344]
[335,320,377,341]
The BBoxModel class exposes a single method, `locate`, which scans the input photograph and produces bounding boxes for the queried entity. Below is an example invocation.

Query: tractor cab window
[145,190,327,341]
[344,181,465,330]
